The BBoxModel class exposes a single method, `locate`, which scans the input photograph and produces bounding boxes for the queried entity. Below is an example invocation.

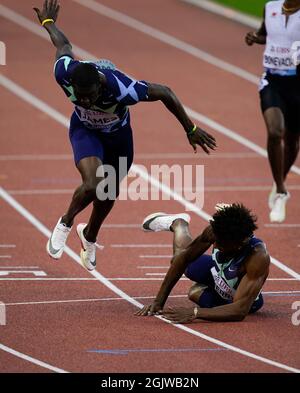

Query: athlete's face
[73,83,102,109]
[215,237,250,259]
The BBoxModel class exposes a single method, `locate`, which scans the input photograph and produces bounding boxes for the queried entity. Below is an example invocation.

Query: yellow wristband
[187,124,197,137]
[41,18,54,27]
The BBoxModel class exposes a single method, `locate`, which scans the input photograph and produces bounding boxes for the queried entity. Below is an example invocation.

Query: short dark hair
[70,63,100,88]
[210,203,258,244]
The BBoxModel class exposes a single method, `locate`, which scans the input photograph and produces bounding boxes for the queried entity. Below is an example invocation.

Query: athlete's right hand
[33,0,60,25]
[134,302,163,316]
[245,32,266,46]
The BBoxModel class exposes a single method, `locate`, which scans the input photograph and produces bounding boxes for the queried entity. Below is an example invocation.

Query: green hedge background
[211,0,268,17]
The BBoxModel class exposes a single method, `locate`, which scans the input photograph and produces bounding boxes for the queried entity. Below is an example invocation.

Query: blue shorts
[69,112,134,191]
[185,255,263,313]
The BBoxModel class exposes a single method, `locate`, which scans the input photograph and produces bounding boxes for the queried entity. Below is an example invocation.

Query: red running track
[0,0,299,373]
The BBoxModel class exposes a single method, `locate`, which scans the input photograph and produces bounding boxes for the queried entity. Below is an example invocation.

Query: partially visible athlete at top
[246,0,300,223]
[33,0,216,270]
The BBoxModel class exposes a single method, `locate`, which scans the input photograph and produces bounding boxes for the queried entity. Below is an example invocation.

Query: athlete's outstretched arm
[161,247,270,323]
[33,0,74,60]
[143,83,217,155]
[245,7,267,46]
[135,225,215,316]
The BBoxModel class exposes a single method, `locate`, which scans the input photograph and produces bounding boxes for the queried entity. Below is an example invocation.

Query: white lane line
[0,277,298,282]
[73,0,258,84]
[0,256,12,258]
[146,273,169,276]
[0,266,39,269]
[1,191,299,374]
[1,4,300,177]
[0,154,72,161]
[0,270,47,277]
[265,224,300,228]
[112,244,172,248]
[0,278,99,281]
[138,266,169,269]
[4,295,186,307]
[0,152,261,160]
[0,245,16,248]
[139,255,173,259]
[5,291,300,307]
[0,344,68,373]
[181,0,260,29]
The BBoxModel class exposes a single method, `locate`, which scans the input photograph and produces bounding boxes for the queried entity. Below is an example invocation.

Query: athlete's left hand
[161,307,197,324]
[33,0,60,25]
[187,126,217,154]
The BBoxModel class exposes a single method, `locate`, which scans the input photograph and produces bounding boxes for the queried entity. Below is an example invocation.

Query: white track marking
[0,270,46,277]
[265,224,300,228]
[139,255,173,259]
[73,0,258,84]
[0,154,72,161]
[0,152,261,160]
[0,255,12,258]
[0,266,39,269]
[0,277,298,282]
[112,244,172,248]
[1,5,300,177]
[138,266,169,269]
[146,273,169,276]
[0,244,16,248]
[0,344,68,373]
[3,188,298,372]
[4,291,300,307]
[181,0,260,29]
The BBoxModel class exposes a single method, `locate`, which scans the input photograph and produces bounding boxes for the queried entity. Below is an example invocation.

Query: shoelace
[273,194,286,211]
[53,225,71,246]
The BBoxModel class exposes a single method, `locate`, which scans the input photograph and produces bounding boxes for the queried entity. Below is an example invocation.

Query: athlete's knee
[82,178,102,198]
[188,283,207,303]
[267,124,284,140]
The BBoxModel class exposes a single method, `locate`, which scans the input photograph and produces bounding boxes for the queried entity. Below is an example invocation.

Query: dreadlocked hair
[70,63,100,87]
[210,203,258,243]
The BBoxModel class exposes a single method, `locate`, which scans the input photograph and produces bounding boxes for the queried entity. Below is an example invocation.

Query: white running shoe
[269,192,290,223]
[142,212,191,232]
[46,217,72,259]
[76,224,96,271]
[268,183,277,209]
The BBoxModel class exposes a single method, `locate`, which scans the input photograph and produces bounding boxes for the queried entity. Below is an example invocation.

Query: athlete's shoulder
[265,0,283,10]
[100,67,149,104]
[246,240,270,277]
[54,55,80,85]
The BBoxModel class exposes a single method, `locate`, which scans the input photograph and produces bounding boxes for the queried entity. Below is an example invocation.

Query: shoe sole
[77,224,96,271]
[46,239,63,260]
[142,212,167,232]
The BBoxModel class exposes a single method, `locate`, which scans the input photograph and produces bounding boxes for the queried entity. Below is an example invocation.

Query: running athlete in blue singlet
[33,0,216,271]
[137,204,270,323]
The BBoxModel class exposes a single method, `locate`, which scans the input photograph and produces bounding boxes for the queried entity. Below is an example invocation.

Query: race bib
[210,267,235,301]
[75,107,120,131]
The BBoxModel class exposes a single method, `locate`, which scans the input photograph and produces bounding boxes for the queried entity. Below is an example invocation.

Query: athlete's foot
[46,217,72,259]
[269,192,290,223]
[76,223,96,271]
[142,212,191,232]
[268,183,276,209]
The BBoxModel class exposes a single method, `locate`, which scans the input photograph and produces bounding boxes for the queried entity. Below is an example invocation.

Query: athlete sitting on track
[246,0,300,223]
[33,0,216,270]
[136,204,270,323]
